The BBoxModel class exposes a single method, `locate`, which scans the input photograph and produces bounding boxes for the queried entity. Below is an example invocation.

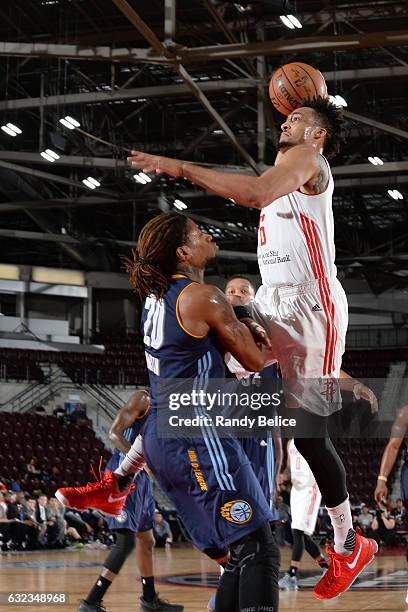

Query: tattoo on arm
[212,291,249,349]
[311,154,329,194]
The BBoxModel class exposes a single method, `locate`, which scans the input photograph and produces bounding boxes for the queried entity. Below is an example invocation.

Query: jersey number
[259,214,266,246]
[143,296,165,349]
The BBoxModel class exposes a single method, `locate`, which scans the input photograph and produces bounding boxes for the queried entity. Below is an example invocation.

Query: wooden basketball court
[0,544,405,611]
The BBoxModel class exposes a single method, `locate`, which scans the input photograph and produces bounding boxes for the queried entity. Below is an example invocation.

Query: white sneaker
[278,573,298,591]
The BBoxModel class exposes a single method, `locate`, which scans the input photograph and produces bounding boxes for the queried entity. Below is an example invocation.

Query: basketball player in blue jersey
[224,275,282,510]
[374,403,408,604]
[58,212,280,612]
[78,390,183,612]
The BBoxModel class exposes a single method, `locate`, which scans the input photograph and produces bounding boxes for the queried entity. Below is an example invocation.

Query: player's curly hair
[122,212,189,300]
[301,95,346,159]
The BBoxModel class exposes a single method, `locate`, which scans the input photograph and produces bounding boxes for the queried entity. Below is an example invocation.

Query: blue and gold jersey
[141,275,225,408]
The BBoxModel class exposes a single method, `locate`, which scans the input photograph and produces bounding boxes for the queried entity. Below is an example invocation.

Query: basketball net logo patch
[220,500,253,525]
[116,509,128,524]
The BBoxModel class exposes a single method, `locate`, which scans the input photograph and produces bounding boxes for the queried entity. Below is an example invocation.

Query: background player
[278,439,328,591]
[127,97,378,600]
[58,212,280,612]
[225,275,282,509]
[79,390,183,612]
[374,404,408,604]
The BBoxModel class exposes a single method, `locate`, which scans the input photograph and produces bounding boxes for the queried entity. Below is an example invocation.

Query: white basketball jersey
[288,439,315,489]
[258,156,337,288]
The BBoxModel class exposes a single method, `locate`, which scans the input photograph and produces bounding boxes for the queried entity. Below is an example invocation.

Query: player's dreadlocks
[123,212,189,300]
[301,95,346,159]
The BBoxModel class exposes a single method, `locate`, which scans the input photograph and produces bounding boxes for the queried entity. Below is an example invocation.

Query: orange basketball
[269,62,327,116]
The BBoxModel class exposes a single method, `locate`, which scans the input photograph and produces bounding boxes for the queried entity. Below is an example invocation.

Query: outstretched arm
[127,145,320,209]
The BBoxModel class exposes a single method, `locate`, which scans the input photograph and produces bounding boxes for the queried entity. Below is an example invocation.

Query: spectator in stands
[273,495,292,546]
[69,403,89,427]
[317,509,333,540]
[391,499,405,525]
[65,509,93,542]
[371,504,396,547]
[153,510,173,548]
[25,498,41,550]
[36,494,58,547]
[53,405,66,419]
[357,505,375,534]
[47,498,67,548]
[9,480,21,492]
[15,491,29,510]
[3,491,28,550]
[0,490,12,550]
[26,458,41,476]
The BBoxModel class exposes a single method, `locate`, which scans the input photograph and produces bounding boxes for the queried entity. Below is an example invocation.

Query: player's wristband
[377,475,387,482]
[233,305,253,321]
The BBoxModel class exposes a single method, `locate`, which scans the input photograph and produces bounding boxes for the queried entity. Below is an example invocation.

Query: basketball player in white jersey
[278,439,327,591]
[127,95,378,600]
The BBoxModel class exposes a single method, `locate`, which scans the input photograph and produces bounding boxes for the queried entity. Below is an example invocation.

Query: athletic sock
[288,566,297,577]
[85,576,111,605]
[141,576,156,602]
[327,496,355,555]
[114,435,145,478]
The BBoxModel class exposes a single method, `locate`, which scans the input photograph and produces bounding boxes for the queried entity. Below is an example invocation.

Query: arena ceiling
[0,0,407,293]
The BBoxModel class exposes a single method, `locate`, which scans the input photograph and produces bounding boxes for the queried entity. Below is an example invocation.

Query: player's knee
[104,529,135,573]
[138,531,155,554]
[230,523,279,569]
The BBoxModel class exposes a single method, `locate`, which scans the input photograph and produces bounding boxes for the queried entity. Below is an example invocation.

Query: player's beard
[277,141,293,152]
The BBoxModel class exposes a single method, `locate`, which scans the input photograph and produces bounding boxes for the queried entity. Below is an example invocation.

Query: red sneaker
[55,470,132,518]
[313,528,378,599]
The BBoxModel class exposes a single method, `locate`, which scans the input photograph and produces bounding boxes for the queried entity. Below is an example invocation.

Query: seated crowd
[0,486,114,552]
[274,478,405,550]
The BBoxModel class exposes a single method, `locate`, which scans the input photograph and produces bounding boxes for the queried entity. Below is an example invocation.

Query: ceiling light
[59,115,80,129]
[174,199,187,210]
[86,177,100,187]
[280,15,295,29]
[1,125,17,136]
[40,151,56,162]
[133,175,147,185]
[45,149,60,160]
[6,123,22,135]
[1,123,22,136]
[368,156,384,166]
[59,118,75,130]
[329,94,348,108]
[82,179,96,189]
[287,14,302,28]
[65,116,80,127]
[138,172,152,183]
[388,189,403,200]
